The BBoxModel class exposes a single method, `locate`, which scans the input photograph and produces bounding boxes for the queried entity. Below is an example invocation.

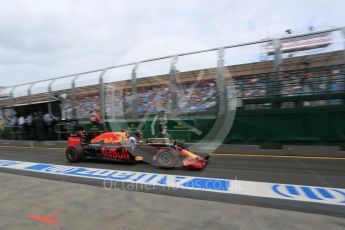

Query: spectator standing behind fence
[18,115,25,139]
[26,113,33,139]
[0,119,3,139]
[43,112,53,138]
[11,114,17,127]
[33,112,44,141]
[10,114,18,139]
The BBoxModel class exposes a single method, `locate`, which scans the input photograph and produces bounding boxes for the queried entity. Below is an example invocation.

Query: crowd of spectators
[119,86,167,114]
[237,65,344,109]
[177,81,217,112]
[60,64,344,117]
[76,95,100,119]
[235,75,267,98]
[102,81,218,117]
[61,95,100,120]
[279,68,344,97]
[235,66,344,99]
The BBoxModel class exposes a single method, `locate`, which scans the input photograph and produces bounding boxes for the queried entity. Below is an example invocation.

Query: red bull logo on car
[100,147,130,160]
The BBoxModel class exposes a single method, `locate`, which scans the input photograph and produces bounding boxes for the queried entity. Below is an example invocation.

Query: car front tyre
[156,149,178,169]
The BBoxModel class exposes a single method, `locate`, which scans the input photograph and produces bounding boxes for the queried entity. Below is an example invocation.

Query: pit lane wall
[1,107,345,145]
[1,106,345,156]
[97,107,345,146]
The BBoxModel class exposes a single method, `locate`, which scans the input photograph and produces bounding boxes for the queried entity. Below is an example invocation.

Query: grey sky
[0,0,344,88]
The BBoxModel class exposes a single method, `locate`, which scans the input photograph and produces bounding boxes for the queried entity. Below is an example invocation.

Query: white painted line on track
[0,159,344,206]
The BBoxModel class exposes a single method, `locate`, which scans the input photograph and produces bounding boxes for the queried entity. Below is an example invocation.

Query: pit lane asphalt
[0,146,344,187]
[0,146,345,216]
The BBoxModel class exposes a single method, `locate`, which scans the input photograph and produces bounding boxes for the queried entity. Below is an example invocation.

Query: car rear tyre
[156,149,178,168]
[66,146,84,163]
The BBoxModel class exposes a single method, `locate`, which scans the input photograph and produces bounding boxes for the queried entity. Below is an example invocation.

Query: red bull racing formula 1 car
[66,131,209,169]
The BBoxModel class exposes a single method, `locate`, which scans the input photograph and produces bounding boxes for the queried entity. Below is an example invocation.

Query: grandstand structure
[1,27,345,145]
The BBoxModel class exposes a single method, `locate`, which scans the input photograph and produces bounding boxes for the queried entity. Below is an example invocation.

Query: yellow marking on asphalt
[0,145,345,160]
[211,153,345,160]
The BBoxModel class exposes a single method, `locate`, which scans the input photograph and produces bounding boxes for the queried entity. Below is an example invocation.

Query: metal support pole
[48,79,55,99]
[9,86,16,108]
[272,38,283,96]
[47,79,56,115]
[28,83,34,104]
[131,63,139,118]
[105,84,116,119]
[341,27,345,104]
[341,27,345,64]
[111,87,115,119]
[10,86,17,139]
[71,75,79,120]
[99,70,107,122]
[272,38,282,108]
[273,38,282,73]
[217,48,226,115]
[170,55,179,115]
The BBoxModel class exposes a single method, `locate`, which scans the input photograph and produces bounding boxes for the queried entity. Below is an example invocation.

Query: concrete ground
[1,172,345,230]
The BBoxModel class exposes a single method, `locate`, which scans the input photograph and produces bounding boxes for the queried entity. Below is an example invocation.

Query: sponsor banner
[266,36,332,55]
[0,159,344,206]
